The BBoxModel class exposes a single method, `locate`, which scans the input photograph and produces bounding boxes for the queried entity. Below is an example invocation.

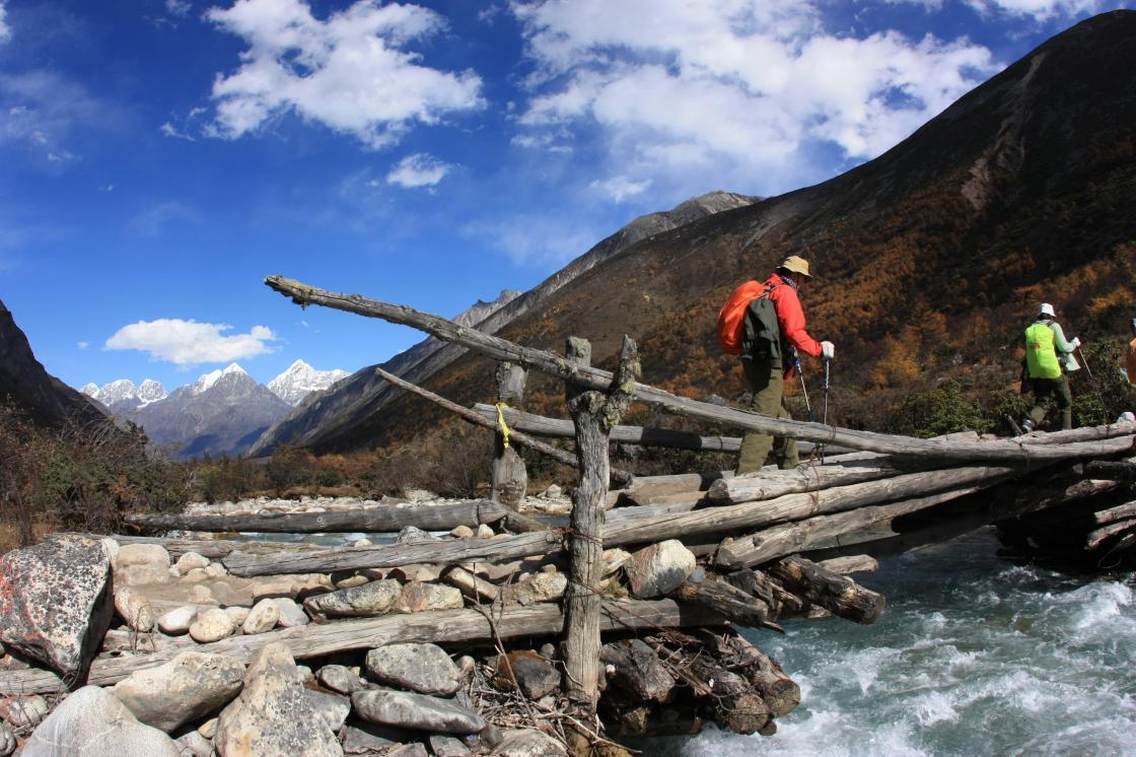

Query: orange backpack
[717,280,768,355]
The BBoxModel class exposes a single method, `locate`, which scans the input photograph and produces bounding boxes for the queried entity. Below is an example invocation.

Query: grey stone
[306,689,351,732]
[335,575,369,589]
[396,526,440,544]
[389,744,429,757]
[21,686,181,757]
[197,717,218,738]
[316,664,367,695]
[429,734,472,756]
[396,582,463,613]
[224,606,250,626]
[624,540,696,598]
[304,579,402,618]
[242,598,279,634]
[365,643,462,696]
[115,543,172,586]
[174,730,212,757]
[0,694,49,727]
[475,524,494,539]
[501,572,567,606]
[450,525,474,539]
[188,608,234,643]
[215,642,341,756]
[0,535,113,678]
[114,584,156,632]
[0,723,13,757]
[112,651,245,732]
[351,689,485,734]
[175,552,210,574]
[204,563,227,578]
[272,598,311,627]
[341,723,410,754]
[490,729,567,756]
[387,564,443,583]
[492,651,561,700]
[158,605,197,635]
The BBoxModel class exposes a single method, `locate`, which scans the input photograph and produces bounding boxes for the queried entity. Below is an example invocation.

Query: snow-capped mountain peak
[192,363,247,394]
[81,378,167,411]
[267,359,349,407]
[136,379,168,406]
[81,382,100,398]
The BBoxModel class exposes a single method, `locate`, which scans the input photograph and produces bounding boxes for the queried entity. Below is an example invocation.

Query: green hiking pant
[737,360,799,473]
[1028,376,1072,431]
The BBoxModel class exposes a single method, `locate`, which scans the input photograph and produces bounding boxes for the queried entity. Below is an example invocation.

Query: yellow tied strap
[495,402,511,449]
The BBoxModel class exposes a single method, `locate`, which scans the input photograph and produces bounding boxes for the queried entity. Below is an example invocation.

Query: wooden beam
[765,556,885,624]
[125,499,508,534]
[264,276,1135,463]
[0,599,725,695]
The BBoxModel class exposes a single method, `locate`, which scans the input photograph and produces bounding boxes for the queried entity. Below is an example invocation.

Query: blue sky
[1,0,1130,391]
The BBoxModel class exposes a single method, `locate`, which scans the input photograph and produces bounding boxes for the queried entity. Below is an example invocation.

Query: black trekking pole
[820,357,831,462]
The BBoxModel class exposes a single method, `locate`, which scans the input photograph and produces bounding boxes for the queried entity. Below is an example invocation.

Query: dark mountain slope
[0,299,109,429]
[299,11,1136,452]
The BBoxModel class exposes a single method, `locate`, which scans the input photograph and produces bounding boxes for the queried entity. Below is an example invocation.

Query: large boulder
[0,536,114,679]
[365,643,462,696]
[303,579,401,618]
[21,686,181,757]
[395,582,463,613]
[624,540,696,598]
[305,689,350,732]
[114,543,171,586]
[111,651,245,732]
[215,642,342,756]
[352,689,485,734]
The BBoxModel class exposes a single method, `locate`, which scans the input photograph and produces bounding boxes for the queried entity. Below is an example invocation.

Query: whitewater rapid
[658,528,1136,756]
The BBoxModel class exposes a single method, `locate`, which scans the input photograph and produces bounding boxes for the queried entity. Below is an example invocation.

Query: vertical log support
[563,335,640,755]
[491,361,529,507]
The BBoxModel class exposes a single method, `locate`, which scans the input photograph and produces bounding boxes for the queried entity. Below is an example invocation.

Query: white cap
[1039,303,1055,317]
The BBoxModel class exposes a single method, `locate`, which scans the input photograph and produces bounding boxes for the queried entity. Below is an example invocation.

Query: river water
[659,528,1136,756]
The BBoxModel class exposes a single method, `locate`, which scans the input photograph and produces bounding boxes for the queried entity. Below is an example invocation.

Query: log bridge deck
[29,276,1135,751]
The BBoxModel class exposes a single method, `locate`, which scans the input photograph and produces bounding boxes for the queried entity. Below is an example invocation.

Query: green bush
[885,380,993,438]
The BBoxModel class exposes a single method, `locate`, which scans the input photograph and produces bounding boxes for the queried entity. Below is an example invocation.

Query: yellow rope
[495,402,511,449]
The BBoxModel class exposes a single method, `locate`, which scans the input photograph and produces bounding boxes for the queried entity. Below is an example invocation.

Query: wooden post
[491,362,528,507]
[563,335,639,755]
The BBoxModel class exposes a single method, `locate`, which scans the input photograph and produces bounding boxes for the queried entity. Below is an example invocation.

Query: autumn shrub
[884,380,993,438]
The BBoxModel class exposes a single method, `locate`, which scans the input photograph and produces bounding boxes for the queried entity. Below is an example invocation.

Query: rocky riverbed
[0,490,791,755]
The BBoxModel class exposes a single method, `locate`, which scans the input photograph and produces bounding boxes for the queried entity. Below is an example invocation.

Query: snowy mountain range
[81,359,345,458]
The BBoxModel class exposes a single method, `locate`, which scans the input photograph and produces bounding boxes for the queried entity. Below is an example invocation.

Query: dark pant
[1028,376,1072,430]
[737,360,799,473]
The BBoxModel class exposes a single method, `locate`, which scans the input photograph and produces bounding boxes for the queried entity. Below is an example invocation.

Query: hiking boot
[1021,418,1036,433]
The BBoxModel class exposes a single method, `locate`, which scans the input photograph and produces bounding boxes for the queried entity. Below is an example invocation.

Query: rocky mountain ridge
[266,359,350,407]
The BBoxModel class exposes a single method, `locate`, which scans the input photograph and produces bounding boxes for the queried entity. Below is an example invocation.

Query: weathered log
[1085,518,1136,550]
[492,362,528,507]
[1083,460,1136,483]
[1016,422,1136,444]
[670,568,780,631]
[1092,500,1136,525]
[0,599,724,694]
[223,464,1021,577]
[371,364,632,487]
[714,484,992,568]
[765,556,885,624]
[683,654,772,735]
[600,638,674,702]
[563,336,639,753]
[816,555,879,574]
[476,403,742,451]
[707,461,907,504]
[724,570,809,618]
[48,533,328,560]
[125,499,508,534]
[693,629,801,718]
[264,276,1136,463]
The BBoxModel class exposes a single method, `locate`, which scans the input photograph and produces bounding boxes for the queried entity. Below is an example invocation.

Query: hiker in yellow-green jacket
[1021,302,1080,432]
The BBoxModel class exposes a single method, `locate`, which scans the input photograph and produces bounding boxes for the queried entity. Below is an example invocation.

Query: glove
[821,341,835,361]
[1070,337,1081,349]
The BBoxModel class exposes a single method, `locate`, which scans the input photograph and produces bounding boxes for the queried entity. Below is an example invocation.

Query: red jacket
[766,273,822,359]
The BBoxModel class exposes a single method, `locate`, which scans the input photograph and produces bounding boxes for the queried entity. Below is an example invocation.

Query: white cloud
[889,0,1104,18]
[205,0,484,148]
[510,0,999,194]
[0,2,10,43]
[463,215,600,266]
[165,0,192,17]
[160,121,196,141]
[386,153,452,188]
[127,201,198,236]
[106,319,277,365]
[77,341,89,350]
[590,175,651,202]
[0,70,125,162]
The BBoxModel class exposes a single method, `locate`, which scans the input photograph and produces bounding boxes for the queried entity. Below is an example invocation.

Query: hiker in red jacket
[737,255,834,473]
